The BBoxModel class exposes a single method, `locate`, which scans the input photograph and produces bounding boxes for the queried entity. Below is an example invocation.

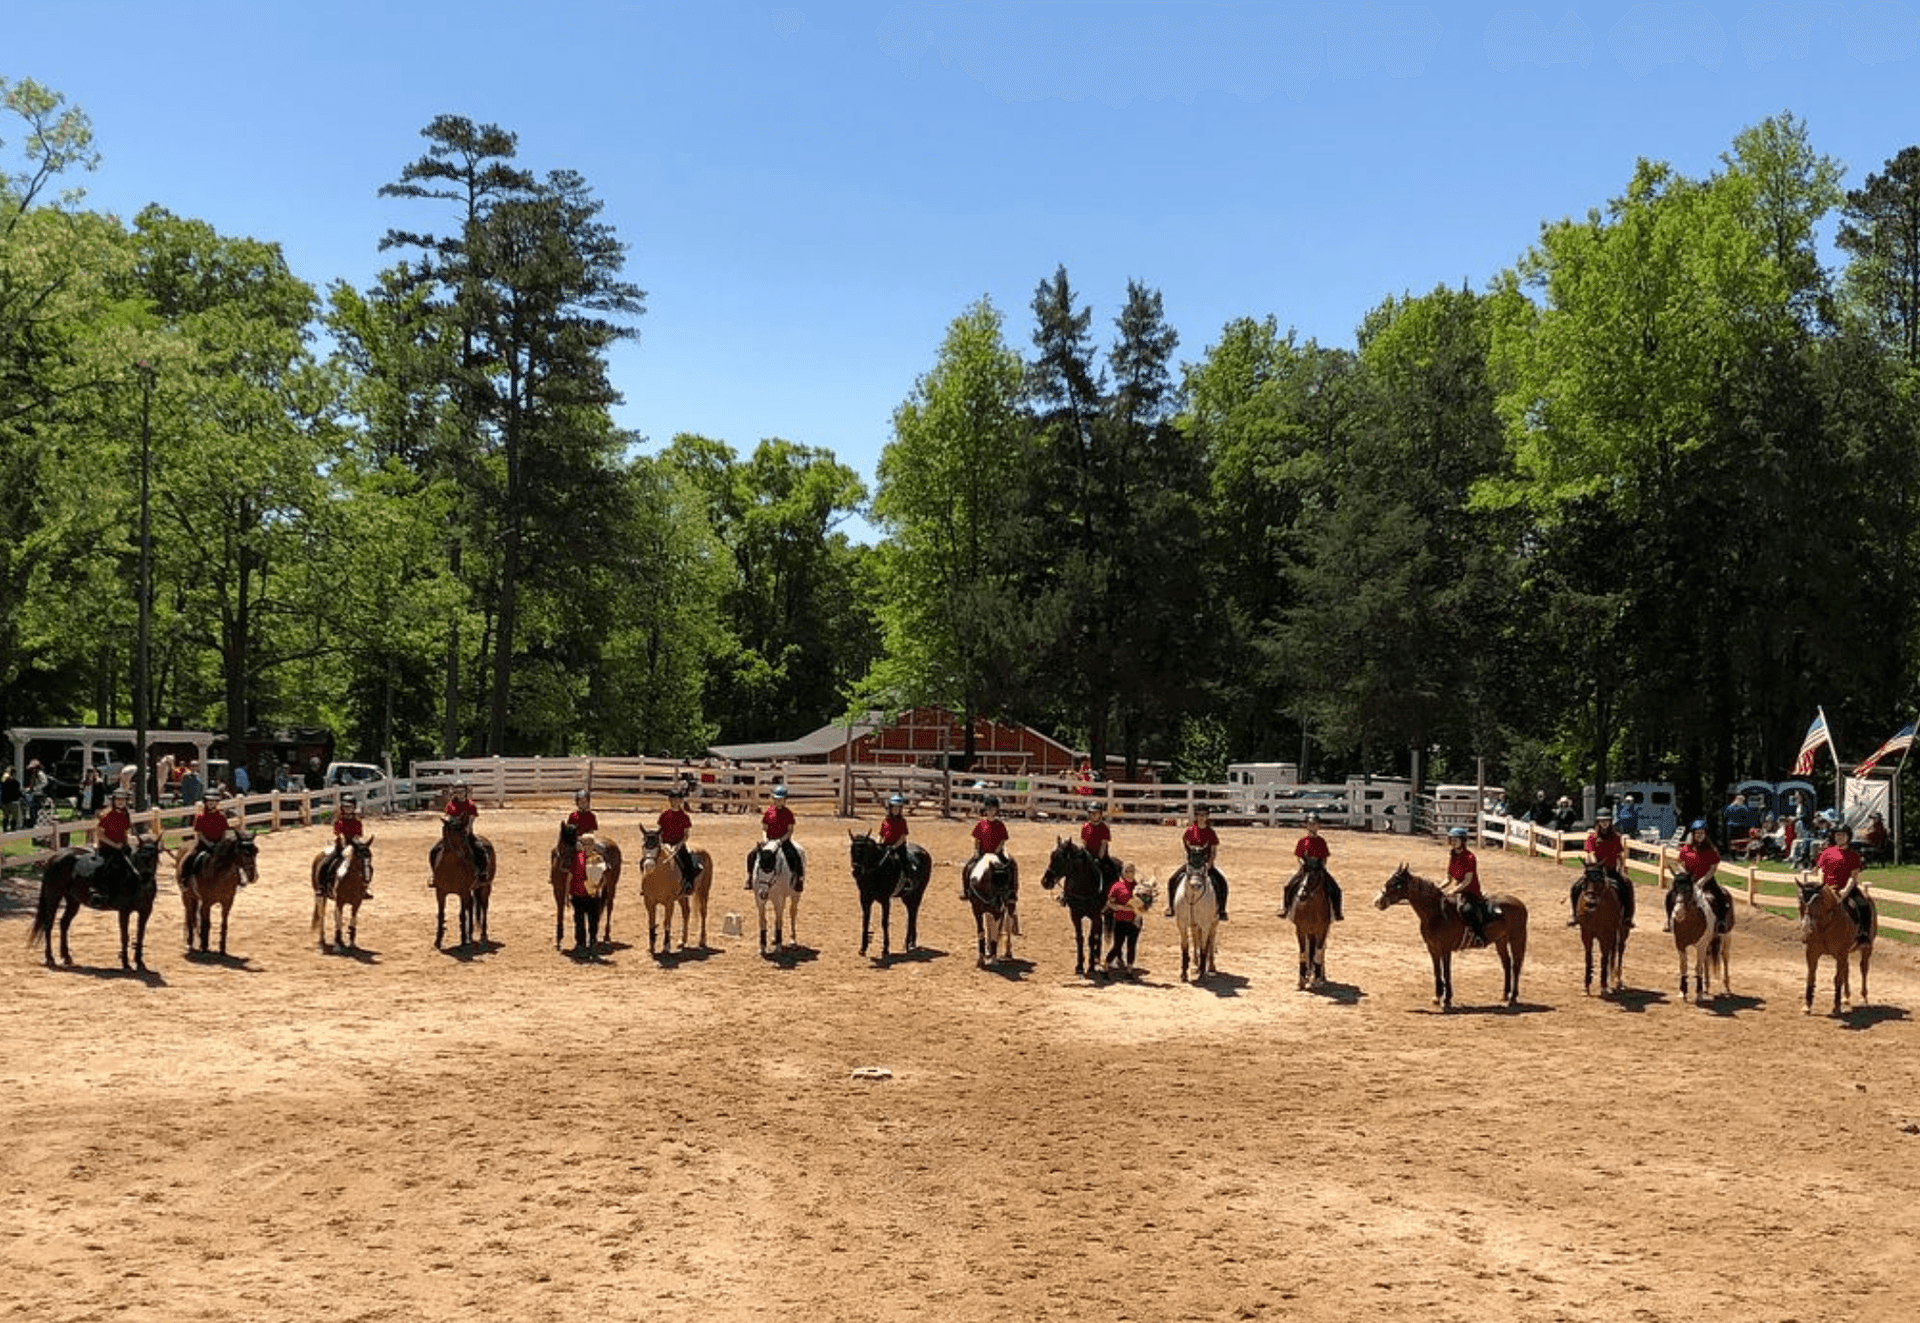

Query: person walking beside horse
[1569,808,1633,928]
[1103,861,1145,975]
[1282,812,1339,923]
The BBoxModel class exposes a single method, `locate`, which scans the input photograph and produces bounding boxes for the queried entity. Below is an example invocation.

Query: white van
[1584,782,1678,841]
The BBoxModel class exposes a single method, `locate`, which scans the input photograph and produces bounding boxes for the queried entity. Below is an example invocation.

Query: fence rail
[1480,813,1920,939]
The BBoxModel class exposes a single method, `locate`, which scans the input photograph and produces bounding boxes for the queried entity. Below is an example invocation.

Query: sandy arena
[3,806,1917,1322]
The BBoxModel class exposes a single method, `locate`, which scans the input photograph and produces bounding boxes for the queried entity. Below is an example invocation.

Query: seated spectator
[1551,796,1578,834]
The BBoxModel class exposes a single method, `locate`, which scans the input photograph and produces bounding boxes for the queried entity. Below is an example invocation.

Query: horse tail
[27,856,72,948]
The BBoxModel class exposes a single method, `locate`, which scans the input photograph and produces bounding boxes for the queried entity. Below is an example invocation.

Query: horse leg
[860,896,872,958]
[1088,909,1103,973]
[1583,937,1594,996]
[118,908,133,971]
[880,896,892,960]
[1859,944,1871,1008]
[59,896,79,967]
[217,902,230,957]
[975,910,987,968]
[1430,949,1446,1009]
[435,892,447,950]
[133,908,149,972]
[1804,946,1818,1014]
[555,893,565,950]
[904,892,918,953]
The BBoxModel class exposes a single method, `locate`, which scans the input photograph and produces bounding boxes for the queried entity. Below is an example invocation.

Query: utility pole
[134,361,155,812]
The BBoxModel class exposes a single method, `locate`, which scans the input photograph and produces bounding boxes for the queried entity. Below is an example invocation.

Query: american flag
[1854,721,1917,777]
[1792,711,1829,777]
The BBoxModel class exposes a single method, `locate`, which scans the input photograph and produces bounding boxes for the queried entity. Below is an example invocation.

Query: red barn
[710,707,1079,775]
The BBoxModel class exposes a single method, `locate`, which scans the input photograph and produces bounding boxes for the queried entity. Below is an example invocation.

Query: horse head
[1374,862,1414,910]
[556,820,579,854]
[848,831,882,875]
[1187,843,1212,872]
[1040,836,1077,890]
[639,827,664,866]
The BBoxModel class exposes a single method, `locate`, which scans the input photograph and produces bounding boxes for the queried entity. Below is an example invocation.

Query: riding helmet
[1448,826,1469,839]
[1689,819,1708,832]
[983,795,1001,810]
[888,793,906,808]
[773,784,788,800]
[575,789,590,805]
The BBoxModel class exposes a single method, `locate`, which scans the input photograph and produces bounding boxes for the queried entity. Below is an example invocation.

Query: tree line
[4,82,1917,824]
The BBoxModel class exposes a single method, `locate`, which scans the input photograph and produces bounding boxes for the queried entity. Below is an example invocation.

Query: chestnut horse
[177,834,258,957]
[848,830,928,960]
[1668,868,1732,1004]
[30,837,164,971]
[1574,861,1629,996]
[1373,863,1528,1010]
[548,824,623,953]
[964,853,1017,968]
[1799,882,1875,1016]
[431,817,492,951]
[1170,848,1219,983]
[311,836,374,953]
[1285,856,1333,990]
[640,829,714,955]
[1038,837,1108,975]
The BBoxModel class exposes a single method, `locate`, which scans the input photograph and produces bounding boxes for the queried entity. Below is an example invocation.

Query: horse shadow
[1701,992,1765,1018]
[1193,970,1253,999]
[652,943,720,969]
[322,945,382,966]
[1839,1003,1909,1031]
[437,939,501,964]
[597,938,636,957]
[47,962,170,988]
[1429,1000,1554,1017]
[1304,979,1364,1005]
[872,945,946,969]
[1602,986,1667,1013]
[983,957,1036,982]
[763,943,820,969]
[183,950,262,974]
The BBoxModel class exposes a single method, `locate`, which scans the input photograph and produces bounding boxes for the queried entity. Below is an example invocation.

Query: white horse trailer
[1583,781,1678,841]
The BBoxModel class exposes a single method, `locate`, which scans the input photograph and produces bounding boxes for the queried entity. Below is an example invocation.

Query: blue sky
[11,3,1920,540]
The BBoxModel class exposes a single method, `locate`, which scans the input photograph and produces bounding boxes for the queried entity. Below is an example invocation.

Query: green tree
[1837,145,1920,368]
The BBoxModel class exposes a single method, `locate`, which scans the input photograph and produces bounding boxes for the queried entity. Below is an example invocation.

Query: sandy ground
[3,805,1918,1323]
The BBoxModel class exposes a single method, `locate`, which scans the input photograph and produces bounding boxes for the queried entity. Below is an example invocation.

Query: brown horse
[1373,863,1528,1010]
[639,829,714,955]
[30,837,164,971]
[1574,861,1629,996]
[431,817,492,951]
[548,824,624,953]
[178,834,258,957]
[1668,869,1732,1004]
[1285,858,1333,990]
[1799,882,1875,1016]
[311,836,374,953]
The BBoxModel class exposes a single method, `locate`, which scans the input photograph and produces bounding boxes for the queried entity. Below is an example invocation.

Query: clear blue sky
[12,3,1920,540]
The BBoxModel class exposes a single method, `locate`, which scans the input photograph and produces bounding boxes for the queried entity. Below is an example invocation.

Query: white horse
[1171,864,1218,982]
[749,838,802,953]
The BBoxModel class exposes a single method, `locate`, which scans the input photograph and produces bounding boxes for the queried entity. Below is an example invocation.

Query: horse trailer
[1583,781,1678,841]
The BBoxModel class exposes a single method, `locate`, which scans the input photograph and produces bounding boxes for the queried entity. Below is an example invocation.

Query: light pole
[133,361,154,811]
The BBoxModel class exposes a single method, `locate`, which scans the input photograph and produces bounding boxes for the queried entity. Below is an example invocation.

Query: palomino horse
[1285,855,1333,990]
[1799,882,1875,1016]
[1574,861,1630,996]
[30,837,164,971]
[1374,863,1528,1010]
[431,816,492,951]
[1038,837,1108,975]
[848,830,929,960]
[747,839,801,953]
[640,829,714,955]
[1170,846,1219,982]
[1668,868,1732,1004]
[964,852,1018,968]
[177,834,258,957]
[548,824,624,953]
[311,836,374,954]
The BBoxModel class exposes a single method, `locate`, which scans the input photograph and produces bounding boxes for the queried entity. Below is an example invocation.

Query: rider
[91,786,138,903]
[567,788,599,836]
[879,792,918,898]
[1171,804,1233,921]
[183,790,241,884]
[659,788,700,893]
[963,795,1017,920]
[1080,802,1120,889]
[1282,812,1340,922]
[1664,819,1724,932]
[747,783,805,892]
[443,780,495,887]
[1444,825,1487,945]
[1810,820,1873,943]
[1569,808,1632,927]
[324,793,372,898]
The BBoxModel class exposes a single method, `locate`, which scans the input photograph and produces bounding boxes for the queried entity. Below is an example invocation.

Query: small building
[710,707,1081,775]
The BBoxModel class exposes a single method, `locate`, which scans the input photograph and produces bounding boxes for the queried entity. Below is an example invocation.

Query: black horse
[848,830,929,959]
[30,836,164,971]
[1039,836,1112,976]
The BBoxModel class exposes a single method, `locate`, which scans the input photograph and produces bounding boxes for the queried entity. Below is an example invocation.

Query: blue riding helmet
[1448,826,1469,839]
[772,785,788,800]
[888,793,906,808]
[1689,819,1708,832]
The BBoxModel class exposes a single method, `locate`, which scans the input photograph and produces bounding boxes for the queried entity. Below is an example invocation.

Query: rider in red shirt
[323,793,373,898]
[1445,826,1487,944]
[1172,804,1232,920]
[878,792,923,898]
[746,783,805,892]
[963,795,1017,926]
[567,789,599,835]
[1810,821,1873,941]
[1665,820,1725,931]
[659,789,698,893]
[442,780,494,886]
[184,790,239,884]
[1080,803,1120,889]
[1281,812,1340,923]
[1569,808,1632,927]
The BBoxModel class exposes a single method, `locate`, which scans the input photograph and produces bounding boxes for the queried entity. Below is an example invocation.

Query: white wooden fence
[1480,813,1920,939]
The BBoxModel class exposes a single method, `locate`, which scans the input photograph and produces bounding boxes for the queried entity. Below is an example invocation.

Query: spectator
[233,763,251,795]
[275,764,293,793]
[1,767,21,830]
[1527,790,1555,829]
[1721,792,1756,851]
[177,761,205,810]
[1551,796,1578,834]
[304,756,326,792]
[24,759,50,823]
[1614,793,1641,841]
[78,767,108,817]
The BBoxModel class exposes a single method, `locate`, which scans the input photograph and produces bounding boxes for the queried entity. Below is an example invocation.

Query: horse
[431,816,492,951]
[1168,845,1219,982]
[639,829,714,955]
[1285,855,1333,990]
[29,837,164,971]
[1799,882,1875,1016]
[747,839,801,953]
[1668,868,1732,1004]
[848,830,929,960]
[1374,863,1528,1010]
[1038,837,1108,975]
[963,851,1018,968]
[548,824,624,953]
[1574,861,1629,996]
[177,833,258,957]
[311,836,374,954]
